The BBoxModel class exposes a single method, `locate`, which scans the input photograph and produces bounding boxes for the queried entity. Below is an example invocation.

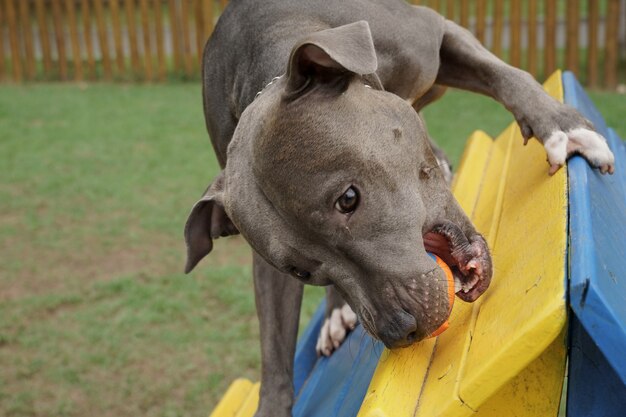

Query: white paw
[543,128,615,175]
[315,304,358,357]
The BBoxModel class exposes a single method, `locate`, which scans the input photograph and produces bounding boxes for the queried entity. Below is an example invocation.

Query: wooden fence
[0,0,624,88]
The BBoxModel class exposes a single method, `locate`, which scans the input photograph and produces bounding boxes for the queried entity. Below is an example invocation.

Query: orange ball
[427,254,455,338]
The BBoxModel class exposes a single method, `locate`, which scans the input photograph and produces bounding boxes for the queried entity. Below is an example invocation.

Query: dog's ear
[286,20,378,95]
[184,171,238,273]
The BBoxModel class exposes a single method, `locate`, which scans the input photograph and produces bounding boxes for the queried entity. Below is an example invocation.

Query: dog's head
[185,22,492,348]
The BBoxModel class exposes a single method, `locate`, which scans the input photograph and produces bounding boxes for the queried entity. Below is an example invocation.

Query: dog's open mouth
[423,221,492,302]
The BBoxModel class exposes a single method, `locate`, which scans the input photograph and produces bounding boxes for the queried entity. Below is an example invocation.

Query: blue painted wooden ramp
[292,300,383,415]
[564,72,626,417]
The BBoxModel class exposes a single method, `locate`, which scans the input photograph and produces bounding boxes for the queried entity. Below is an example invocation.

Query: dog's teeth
[457,276,480,294]
[454,276,463,293]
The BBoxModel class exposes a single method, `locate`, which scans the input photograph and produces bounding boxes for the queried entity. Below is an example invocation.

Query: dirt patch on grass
[0,224,251,302]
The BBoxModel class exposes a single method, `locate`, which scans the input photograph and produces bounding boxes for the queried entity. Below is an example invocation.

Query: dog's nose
[378,310,420,349]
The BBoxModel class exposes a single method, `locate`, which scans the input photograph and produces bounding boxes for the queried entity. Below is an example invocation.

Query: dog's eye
[335,186,359,214]
[290,267,311,280]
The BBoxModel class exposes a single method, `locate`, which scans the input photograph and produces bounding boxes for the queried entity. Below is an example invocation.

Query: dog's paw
[315,304,358,357]
[541,128,615,175]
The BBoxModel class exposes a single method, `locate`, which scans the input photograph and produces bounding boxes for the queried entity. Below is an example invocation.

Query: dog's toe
[543,128,615,175]
[316,319,333,357]
[315,304,358,356]
[340,304,357,329]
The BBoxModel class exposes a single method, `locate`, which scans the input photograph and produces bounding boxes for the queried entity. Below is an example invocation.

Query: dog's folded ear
[184,171,238,273]
[286,20,378,96]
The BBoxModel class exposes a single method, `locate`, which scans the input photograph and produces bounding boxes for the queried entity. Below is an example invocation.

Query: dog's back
[201,0,445,166]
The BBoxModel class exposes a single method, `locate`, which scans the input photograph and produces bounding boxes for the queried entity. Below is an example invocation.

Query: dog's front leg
[253,251,304,417]
[435,19,614,174]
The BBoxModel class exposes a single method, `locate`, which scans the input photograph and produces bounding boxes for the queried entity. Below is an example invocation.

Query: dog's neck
[253,72,384,103]
[254,75,285,101]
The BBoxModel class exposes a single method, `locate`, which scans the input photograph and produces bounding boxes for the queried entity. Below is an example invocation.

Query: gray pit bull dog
[184,0,615,415]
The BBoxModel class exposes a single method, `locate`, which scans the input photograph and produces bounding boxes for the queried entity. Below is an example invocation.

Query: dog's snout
[378,310,420,349]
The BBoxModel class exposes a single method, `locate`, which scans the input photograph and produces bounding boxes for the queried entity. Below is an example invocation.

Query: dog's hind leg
[253,252,303,417]
[316,286,358,356]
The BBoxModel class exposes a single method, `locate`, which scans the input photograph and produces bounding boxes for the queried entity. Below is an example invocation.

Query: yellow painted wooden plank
[451,130,494,214]
[359,71,568,417]
[359,130,495,417]
[419,70,567,416]
[459,147,568,407]
[358,338,437,416]
[234,382,260,417]
[209,378,255,417]
[414,73,567,416]
[543,70,565,100]
[413,123,516,417]
[459,71,567,409]
[472,122,517,242]
[475,327,567,417]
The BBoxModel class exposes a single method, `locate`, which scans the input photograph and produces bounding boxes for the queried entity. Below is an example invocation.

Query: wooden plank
[153,0,166,80]
[80,0,96,79]
[233,382,260,417]
[359,132,492,417]
[510,0,522,67]
[563,73,626,411]
[209,379,256,417]
[168,0,182,72]
[125,0,141,76]
[587,0,599,88]
[492,0,503,57]
[566,0,579,77]
[35,0,53,74]
[180,0,193,76]
[51,0,68,80]
[544,0,557,77]
[359,74,569,417]
[64,0,83,81]
[18,0,35,79]
[293,325,381,416]
[194,0,204,63]
[140,0,153,81]
[109,0,125,75]
[93,0,111,80]
[458,0,468,28]
[604,0,620,89]
[0,1,5,80]
[434,72,568,416]
[202,0,214,39]
[475,0,486,44]
[429,0,440,13]
[5,0,22,82]
[446,0,454,21]
[473,330,567,417]
[527,0,538,78]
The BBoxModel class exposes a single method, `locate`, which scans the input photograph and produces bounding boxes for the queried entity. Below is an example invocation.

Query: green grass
[0,83,323,417]
[0,83,624,416]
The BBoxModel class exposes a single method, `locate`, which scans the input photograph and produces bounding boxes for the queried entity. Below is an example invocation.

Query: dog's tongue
[427,253,455,338]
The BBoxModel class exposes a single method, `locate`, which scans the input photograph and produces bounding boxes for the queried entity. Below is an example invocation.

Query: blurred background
[0,1,624,416]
